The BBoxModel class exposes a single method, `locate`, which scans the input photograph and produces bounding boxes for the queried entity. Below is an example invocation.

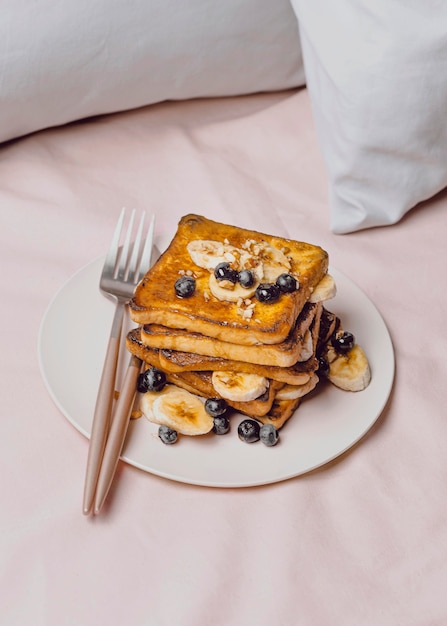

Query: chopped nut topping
[236,296,256,320]
[242,238,258,251]
[179,268,200,279]
[245,256,260,269]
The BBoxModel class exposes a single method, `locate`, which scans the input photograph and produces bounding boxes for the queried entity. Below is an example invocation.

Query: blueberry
[255,283,280,303]
[212,415,230,435]
[331,331,355,354]
[174,275,196,298]
[237,419,261,443]
[238,269,255,288]
[276,273,298,293]
[205,397,228,417]
[317,355,330,377]
[214,262,238,283]
[137,367,167,393]
[158,425,178,444]
[260,423,279,447]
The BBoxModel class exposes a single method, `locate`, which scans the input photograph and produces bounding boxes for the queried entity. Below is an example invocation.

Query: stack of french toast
[126,214,370,444]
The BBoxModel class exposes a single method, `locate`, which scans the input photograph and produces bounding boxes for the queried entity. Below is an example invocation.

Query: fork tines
[107,208,155,286]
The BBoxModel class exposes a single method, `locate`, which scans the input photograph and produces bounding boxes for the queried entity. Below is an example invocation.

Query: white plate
[38,257,394,488]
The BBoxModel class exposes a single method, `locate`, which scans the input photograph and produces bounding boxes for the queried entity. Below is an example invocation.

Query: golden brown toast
[257,398,302,428]
[129,214,328,345]
[126,327,316,385]
[126,338,163,369]
[159,348,316,384]
[139,302,319,368]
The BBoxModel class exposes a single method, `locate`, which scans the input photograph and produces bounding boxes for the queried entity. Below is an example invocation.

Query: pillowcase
[0,0,304,144]
[290,0,447,233]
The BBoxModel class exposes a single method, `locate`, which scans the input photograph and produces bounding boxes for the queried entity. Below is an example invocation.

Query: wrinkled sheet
[1,89,446,626]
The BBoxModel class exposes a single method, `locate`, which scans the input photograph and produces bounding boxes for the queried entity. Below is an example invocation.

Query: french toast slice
[139,302,319,368]
[126,327,316,385]
[129,214,328,345]
[159,348,316,384]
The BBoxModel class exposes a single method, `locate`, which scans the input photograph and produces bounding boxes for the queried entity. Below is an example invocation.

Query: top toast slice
[129,214,328,345]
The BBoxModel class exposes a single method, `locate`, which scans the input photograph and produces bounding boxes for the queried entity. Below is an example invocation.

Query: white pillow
[291,0,447,233]
[0,0,304,144]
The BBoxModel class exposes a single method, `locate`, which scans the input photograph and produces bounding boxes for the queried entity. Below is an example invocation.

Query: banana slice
[297,329,314,362]
[326,344,371,392]
[258,242,292,282]
[140,385,173,420]
[147,385,214,435]
[187,240,262,276]
[309,274,337,303]
[211,371,269,402]
[208,272,260,302]
[275,374,319,400]
[187,240,229,271]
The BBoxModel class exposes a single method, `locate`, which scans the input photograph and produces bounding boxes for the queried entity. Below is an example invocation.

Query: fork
[82,208,155,515]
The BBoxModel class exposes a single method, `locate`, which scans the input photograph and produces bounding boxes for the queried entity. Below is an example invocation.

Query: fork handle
[82,302,124,515]
[93,355,142,514]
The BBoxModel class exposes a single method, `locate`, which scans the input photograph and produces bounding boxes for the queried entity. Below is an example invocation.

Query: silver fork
[82,208,155,515]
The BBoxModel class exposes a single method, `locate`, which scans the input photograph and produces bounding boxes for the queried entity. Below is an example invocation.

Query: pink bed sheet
[1,88,446,626]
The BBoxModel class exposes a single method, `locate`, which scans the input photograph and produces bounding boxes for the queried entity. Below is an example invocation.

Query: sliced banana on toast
[299,329,314,362]
[186,240,234,271]
[211,371,269,402]
[187,239,296,303]
[309,274,336,303]
[275,373,319,400]
[256,242,291,282]
[208,272,259,302]
[140,385,214,435]
[187,240,261,275]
